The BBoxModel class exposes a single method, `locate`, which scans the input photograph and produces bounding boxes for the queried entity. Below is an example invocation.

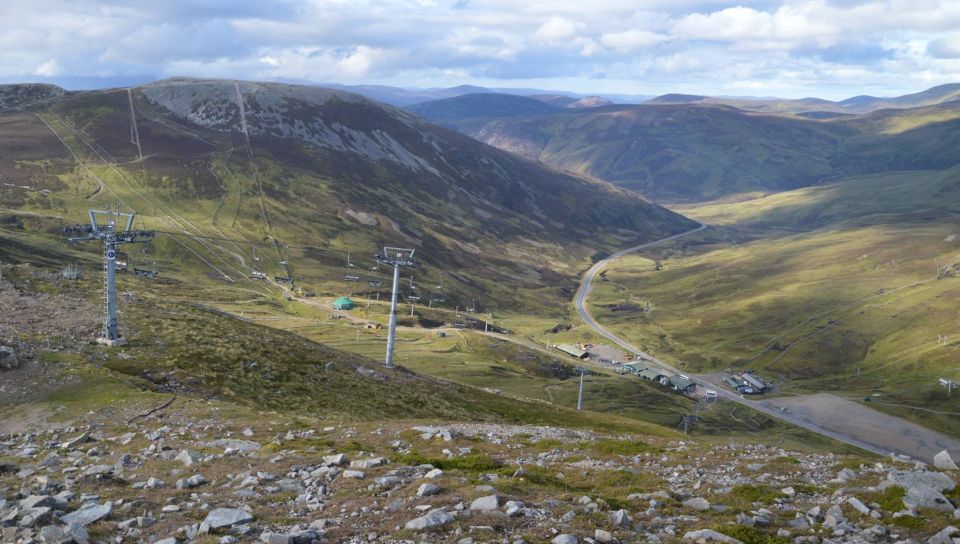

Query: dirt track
[762,393,960,463]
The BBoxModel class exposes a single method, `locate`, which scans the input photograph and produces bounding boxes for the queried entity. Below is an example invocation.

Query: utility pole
[64,208,156,346]
[941,377,957,395]
[577,367,585,411]
[376,247,416,368]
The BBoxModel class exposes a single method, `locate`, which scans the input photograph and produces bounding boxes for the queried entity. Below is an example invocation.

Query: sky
[4,0,960,99]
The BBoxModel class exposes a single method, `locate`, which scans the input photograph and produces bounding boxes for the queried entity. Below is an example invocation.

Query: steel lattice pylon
[64,209,156,346]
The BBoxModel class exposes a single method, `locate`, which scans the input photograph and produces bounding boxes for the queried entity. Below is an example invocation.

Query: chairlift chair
[114,251,129,272]
[132,256,159,278]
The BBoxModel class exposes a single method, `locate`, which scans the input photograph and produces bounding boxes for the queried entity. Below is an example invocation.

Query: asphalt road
[572,221,957,462]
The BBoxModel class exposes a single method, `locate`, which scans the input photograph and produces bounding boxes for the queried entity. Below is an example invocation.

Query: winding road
[574,221,960,462]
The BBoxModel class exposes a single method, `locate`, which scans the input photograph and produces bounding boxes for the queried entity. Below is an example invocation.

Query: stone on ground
[405,509,455,531]
[683,529,744,543]
[470,494,500,511]
[61,502,112,527]
[201,508,255,530]
[934,450,959,471]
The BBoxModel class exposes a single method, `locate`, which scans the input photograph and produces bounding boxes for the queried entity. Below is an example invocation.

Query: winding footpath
[574,221,952,461]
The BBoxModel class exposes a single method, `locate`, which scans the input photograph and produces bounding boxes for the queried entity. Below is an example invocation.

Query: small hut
[332,296,355,310]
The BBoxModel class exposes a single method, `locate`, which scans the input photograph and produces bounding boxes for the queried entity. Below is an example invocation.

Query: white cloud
[600,29,668,52]
[34,59,60,77]
[0,0,959,99]
[928,35,960,59]
[533,16,581,43]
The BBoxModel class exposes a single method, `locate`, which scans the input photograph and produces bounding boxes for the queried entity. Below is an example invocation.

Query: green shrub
[717,525,791,544]
[891,515,925,529]
[876,485,906,512]
[730,484,780,504]
[792,484,825,496]
[587,439,655,456]
[391,452,501,473]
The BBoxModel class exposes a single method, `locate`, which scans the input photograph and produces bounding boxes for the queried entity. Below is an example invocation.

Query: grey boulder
[201,508,255,530]
[61,502,112,527]
[470,494,500,511]
[0,345,18,370]
[683,529,744,543]
[417,483,441,497]
[934,450,959,471]
[405,509,455,531]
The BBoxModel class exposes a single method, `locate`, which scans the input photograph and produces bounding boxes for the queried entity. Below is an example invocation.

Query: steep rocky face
[0,84,66,112]
[122,79,696,244]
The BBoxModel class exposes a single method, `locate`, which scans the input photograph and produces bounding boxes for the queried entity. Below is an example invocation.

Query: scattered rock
[683,529,744,543]
[885,469,957,511]
[201,508,255,531]
[81,464,114,479]
[417,483,441,497]
[928,526,958,544]
[39,524,68,544]
[405,509,455,531]
[934,450,959,471]
[174,449,200,467]
[683,497,711,511]
[0,345,19,370]
[847,497,871,515]
[350,457,386,469]
[594,529,614,543]
[208,439,260,452]
[609,508,632,527]
[470,495,500,511]
[61,502,112,527]
[552,535,578,544]
[323,454,348,466]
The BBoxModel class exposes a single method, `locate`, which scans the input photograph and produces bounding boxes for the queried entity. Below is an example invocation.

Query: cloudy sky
[4,0,960,99]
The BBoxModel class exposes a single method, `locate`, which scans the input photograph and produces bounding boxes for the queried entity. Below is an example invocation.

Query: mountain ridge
[0,77,696,312]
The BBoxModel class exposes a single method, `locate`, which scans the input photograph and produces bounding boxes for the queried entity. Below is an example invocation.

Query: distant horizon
[3,74,956,104]
[4,1,960,102]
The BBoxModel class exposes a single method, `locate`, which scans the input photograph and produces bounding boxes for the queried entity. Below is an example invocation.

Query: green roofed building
[333,296,355,310]
[555,343,588,359]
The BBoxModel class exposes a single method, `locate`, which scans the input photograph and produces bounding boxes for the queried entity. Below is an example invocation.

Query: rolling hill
[434,98,960,201]
[530,94,614,109]
[646,83,960,115]
[468,103,852,200]
[405,93,566,132]
[0,78,695,314]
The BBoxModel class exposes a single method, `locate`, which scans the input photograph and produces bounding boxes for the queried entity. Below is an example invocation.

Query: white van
[704,389,718,401]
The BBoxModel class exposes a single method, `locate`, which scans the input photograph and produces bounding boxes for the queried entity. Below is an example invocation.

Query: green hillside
[0,79,695,316]
[473,104,851,200]
[406,92,563,131]
[586,168,960,435]
[461,100,960,201]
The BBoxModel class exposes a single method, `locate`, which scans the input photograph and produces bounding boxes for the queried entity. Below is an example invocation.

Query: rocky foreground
[1,402,958,544]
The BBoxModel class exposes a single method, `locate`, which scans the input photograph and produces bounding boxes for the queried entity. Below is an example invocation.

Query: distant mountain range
[317,82,646,107]
[406,90,960,201]
[644,83,960,114]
